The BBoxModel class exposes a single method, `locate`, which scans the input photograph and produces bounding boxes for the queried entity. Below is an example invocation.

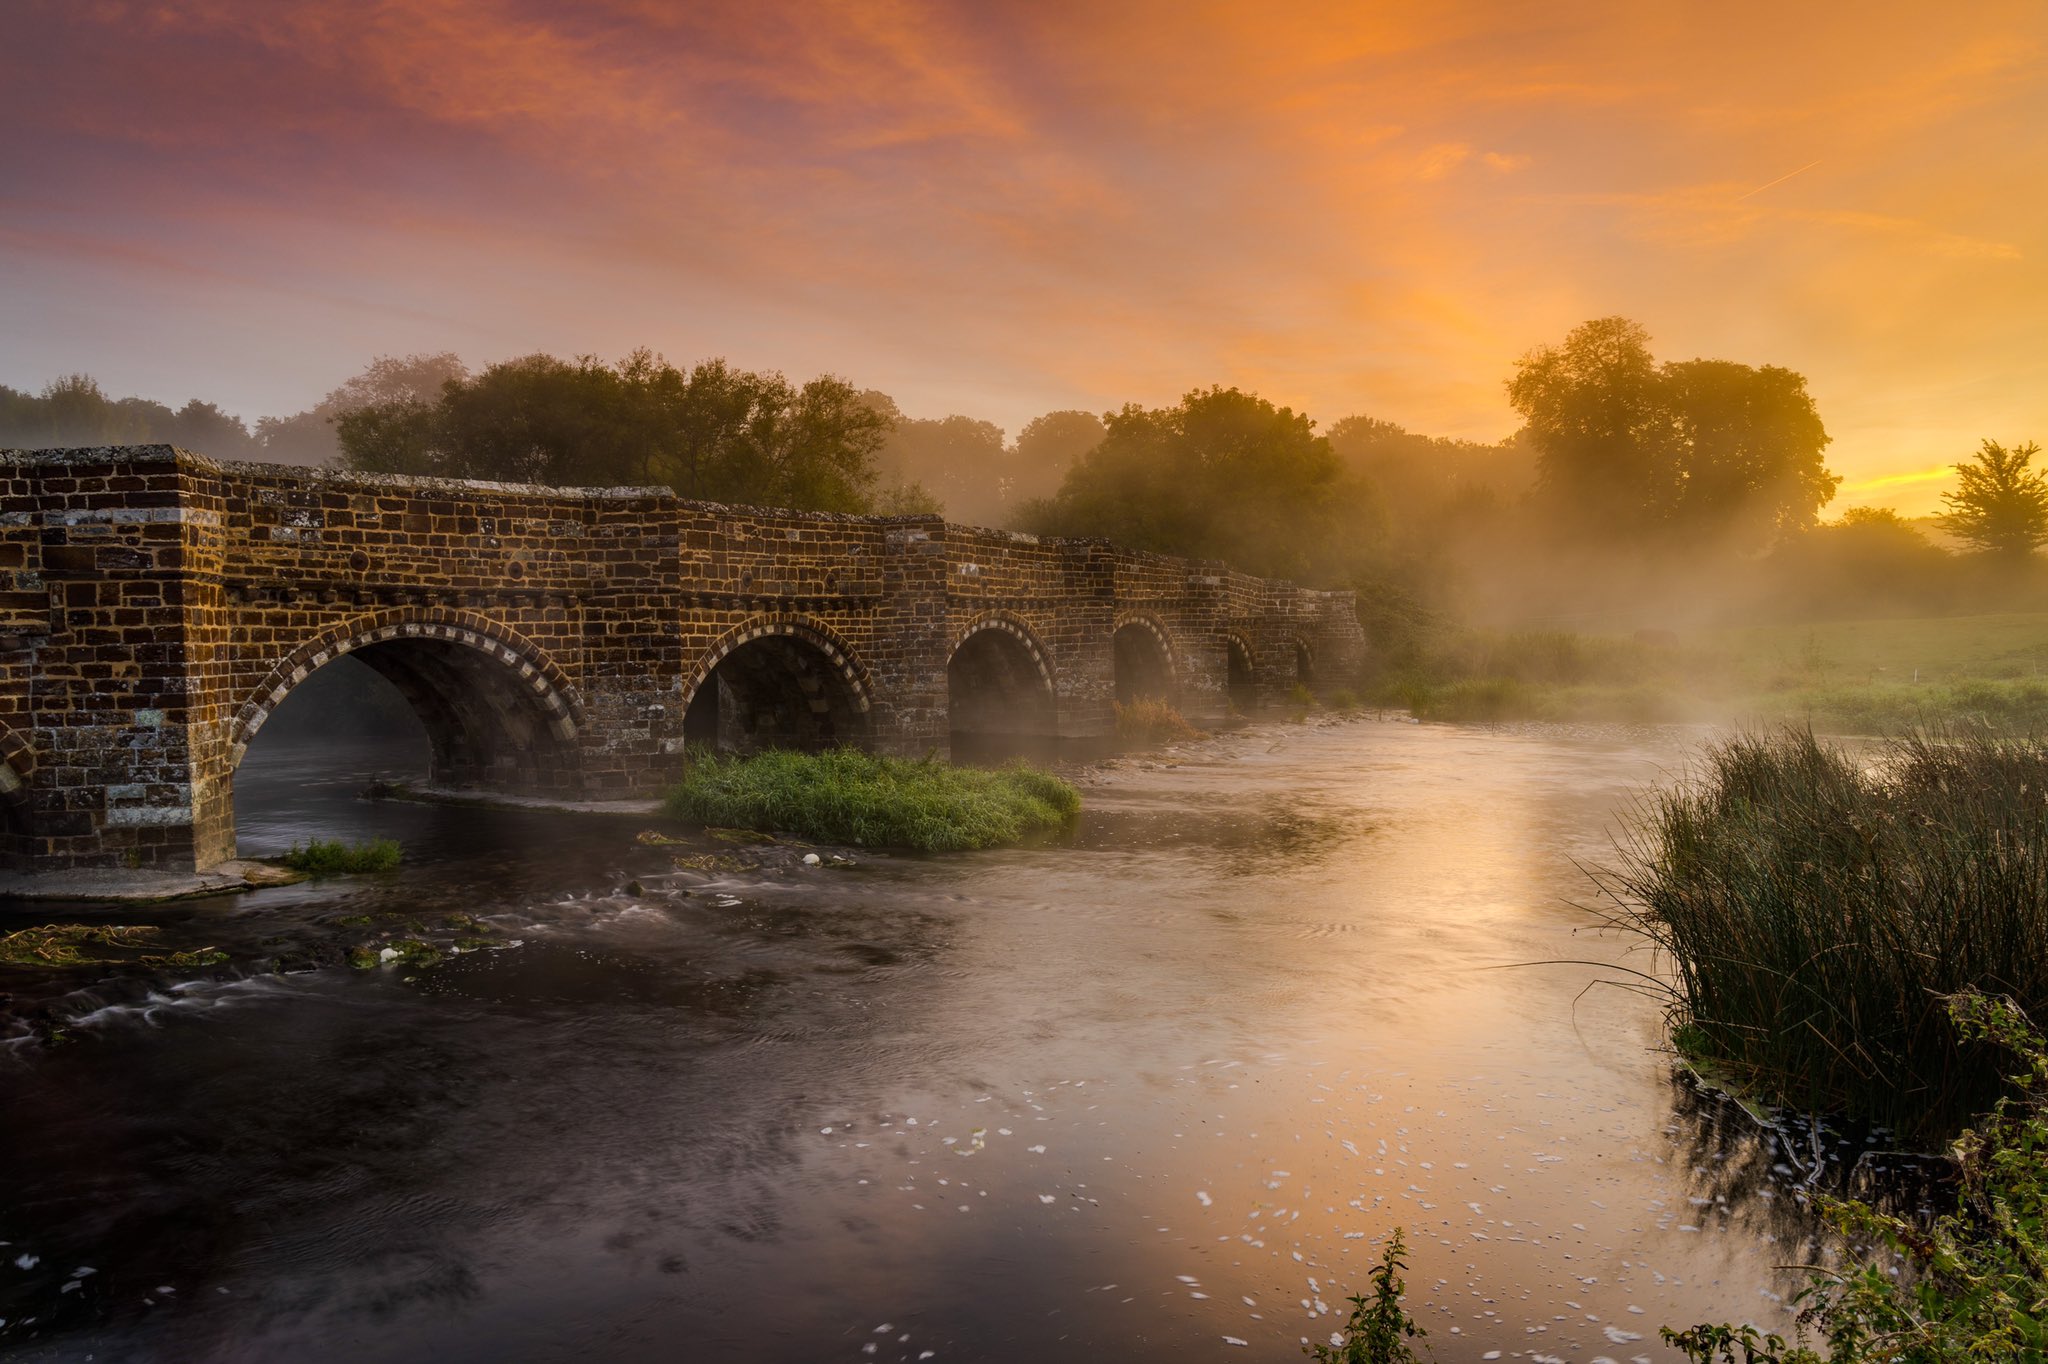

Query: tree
[334,352,889,514]
[1325,415,1536,518]
[1025,386,1379,583]
[1506,318,1838,546]
[1939,439,2048,558]
[257,352,468,466]
[1507,317,1668,530]
[1661,359,1837,539]
[1010,410,1106,507]
[0,374,256,456]
[876,412,1008,524]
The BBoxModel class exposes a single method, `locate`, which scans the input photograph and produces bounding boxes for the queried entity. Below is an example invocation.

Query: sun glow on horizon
[0,0,2043,517]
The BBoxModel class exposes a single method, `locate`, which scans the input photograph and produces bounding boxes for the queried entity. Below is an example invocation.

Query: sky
[2,0,2043,515]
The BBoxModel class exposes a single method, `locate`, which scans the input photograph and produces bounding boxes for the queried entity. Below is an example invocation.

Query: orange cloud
[0,0,2042,512]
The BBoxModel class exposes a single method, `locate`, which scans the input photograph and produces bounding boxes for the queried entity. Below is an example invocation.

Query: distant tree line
[6,321,2041,630]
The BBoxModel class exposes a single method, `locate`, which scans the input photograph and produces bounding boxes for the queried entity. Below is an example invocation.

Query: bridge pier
[0,447,1366,876]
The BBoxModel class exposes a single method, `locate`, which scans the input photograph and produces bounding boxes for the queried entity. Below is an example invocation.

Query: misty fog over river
[0,720,1883,1363]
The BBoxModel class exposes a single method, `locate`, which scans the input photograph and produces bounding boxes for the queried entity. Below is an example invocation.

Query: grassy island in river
[663,748,1081,852]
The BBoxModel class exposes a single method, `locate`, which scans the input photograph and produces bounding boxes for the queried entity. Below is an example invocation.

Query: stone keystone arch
[947,610,1056,688]
[1112,610,1180,676]
[680,614,875,716]
[1217,628,1259,672]
[230,607,583,765]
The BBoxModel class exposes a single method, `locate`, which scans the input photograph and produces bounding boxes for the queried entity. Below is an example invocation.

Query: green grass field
[1703,613,2048,688]
[1373,613,2048,734]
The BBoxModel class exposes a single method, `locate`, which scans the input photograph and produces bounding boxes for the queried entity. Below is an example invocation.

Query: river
[0,718,1868,1362]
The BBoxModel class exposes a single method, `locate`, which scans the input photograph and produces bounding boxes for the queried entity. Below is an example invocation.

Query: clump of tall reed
[1608,727,2048,1143]
[663,747,1080,852]
[1113,697,1206,746]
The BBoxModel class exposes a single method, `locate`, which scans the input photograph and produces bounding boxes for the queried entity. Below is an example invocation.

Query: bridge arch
[681,615,873,752]
[0,723,35,869]
[1112,610,1178,703]
[948,611,1056,748]
[230,609,583,792]
[1287,632,1317,688]
[1218,630,1259,711]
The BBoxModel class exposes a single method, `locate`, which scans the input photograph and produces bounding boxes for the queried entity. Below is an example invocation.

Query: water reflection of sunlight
[4,716,1903,1362]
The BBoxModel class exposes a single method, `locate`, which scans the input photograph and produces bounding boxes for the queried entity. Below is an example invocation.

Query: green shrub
[1113,697,1206,745]
[1666,992,2048,1363]
[280,838,403,875]
[1609,728,2048,1141]
[1326,687,1361,711]
[663,747,1080,852]
[1308,1228,1427,1363]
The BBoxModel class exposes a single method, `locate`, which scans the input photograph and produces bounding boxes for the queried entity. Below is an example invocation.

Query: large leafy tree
[1009,409,1106,507]
[1024,386,1378,583]
[1939,439,2048,558]
[336,352,889,513]
[1507,318,1838,545]
[1507,317,1668,529]
[861,393,1011,524]
[1660,358,1837,539]
[256,352,467,466]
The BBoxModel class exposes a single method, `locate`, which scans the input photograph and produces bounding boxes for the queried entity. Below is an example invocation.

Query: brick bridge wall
[0,446,1366,873]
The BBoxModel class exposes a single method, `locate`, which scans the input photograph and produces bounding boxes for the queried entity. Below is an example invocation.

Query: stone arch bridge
[0,446,1365,874]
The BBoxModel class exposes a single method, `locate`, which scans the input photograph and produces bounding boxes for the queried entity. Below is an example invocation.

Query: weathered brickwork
[0,446,1366,873]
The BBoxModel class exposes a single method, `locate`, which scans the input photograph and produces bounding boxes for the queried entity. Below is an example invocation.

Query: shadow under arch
[948,612,1056,755]
[1219,630,1259,712]
[1289,634,1317,689]
[0,724,35,871]
[681,616,874,753]
[231,610,583,794]
[1112,611,1177,704]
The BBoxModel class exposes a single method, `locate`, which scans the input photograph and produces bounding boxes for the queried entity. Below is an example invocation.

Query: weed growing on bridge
[1113,698,1205,746]
[664,748,1081,852]
[281,838,404,876]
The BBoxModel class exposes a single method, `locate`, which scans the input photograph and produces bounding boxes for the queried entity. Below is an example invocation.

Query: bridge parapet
[0,447,1366,874]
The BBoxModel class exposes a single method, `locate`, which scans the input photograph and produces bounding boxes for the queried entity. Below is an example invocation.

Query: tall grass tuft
[1113,698,1206,746]
[280,838,403,875]
[663,747,1081,852]
[1609,728,2048,1142]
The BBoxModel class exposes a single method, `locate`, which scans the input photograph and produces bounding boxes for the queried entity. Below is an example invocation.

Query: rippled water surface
[0,720,1848,1362]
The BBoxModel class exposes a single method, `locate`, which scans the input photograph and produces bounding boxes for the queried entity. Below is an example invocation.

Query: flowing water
[0,719,1881,1362]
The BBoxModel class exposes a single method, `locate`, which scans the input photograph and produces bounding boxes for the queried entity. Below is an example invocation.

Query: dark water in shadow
[0,721,1897,1362]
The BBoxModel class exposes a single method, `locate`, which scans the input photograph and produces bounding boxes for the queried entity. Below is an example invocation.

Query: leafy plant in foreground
[1308,1228,1428,1363]
[1665,992,2048,1363]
